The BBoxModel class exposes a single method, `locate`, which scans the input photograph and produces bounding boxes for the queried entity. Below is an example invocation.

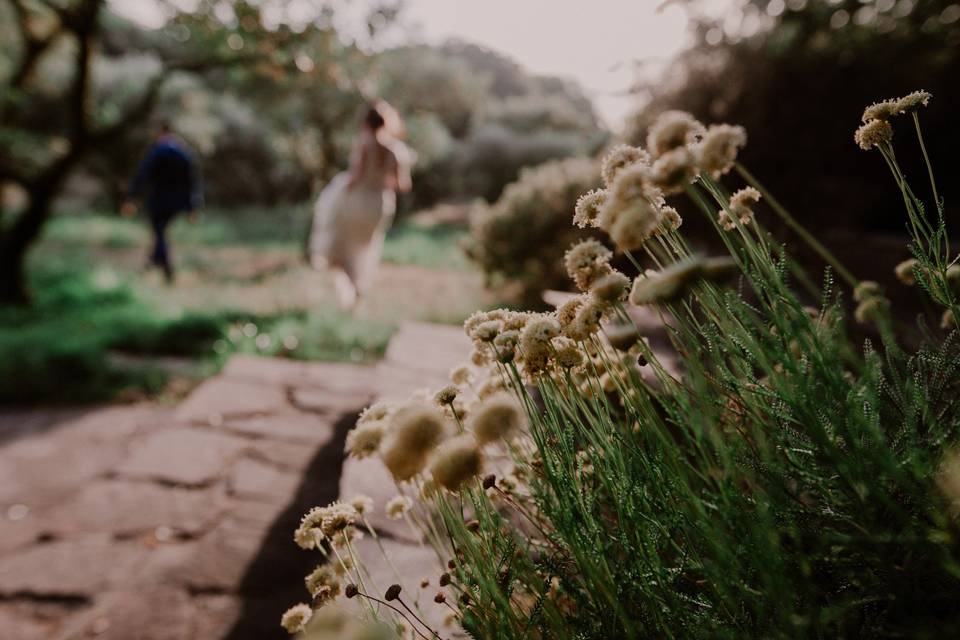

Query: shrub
[464,157,601,306]
[287,92,960,638]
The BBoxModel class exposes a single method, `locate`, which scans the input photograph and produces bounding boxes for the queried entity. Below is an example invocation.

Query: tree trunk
[0,179,59,305]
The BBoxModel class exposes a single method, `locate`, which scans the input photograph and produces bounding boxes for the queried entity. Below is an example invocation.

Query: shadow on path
[222,407,361,640]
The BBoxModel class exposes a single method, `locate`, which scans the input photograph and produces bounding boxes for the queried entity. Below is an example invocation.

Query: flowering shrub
[284,91,960,638]
[464,157,601,306]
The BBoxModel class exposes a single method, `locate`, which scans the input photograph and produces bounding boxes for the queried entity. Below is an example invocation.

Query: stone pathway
[1,313,671,639]
[0,322,469,640]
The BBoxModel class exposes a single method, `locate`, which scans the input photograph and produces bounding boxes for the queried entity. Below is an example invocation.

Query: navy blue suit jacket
[128,136,202,217]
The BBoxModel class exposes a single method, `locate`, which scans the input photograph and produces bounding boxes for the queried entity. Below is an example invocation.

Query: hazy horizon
[109,0,696,130]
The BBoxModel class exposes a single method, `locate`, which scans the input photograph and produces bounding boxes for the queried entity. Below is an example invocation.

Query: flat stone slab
[0,537,146,598]
[172,502,294,595]
[174,377,288,424]
[381,322,471,378]
[65,587,193,640]
[249,438,327,473]
[35,481,223,538]
[116,427,251,487]
[0,427,128,509]
[221,411,337,443]
[228,457,301,502]
[0,600,85,640]
[289,387,373,416]
[223,355,377,397]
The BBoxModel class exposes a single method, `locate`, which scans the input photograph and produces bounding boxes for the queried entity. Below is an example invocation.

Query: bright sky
[110,0,695,130]
[401,0,692,129]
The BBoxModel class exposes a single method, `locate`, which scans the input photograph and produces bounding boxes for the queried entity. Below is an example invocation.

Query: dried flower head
[861,99,901,123]
[894,258,919,285]
[344,420,386,459]
[556,295,585,332]
[492,329,520,363]
[648,147,697,195]
[477,374,507,399]
[895,90,931,113]
[358,401,391,424]
[942,309,956,330]
[305,565,341,602]
[564,239,614,291]
[435,385,459,406]
[573,189,608,228]
[853,280,882,303]
[553,336,585,369]
[657,206,682,233]
[629,258,703,305]
[568,297,605,341]
[468,348,488,369]
[647,110,705,157]
[719,186,761,230]
[695,124,747,178]
[469,392,526,444]
[450,364,472,386]
[430,434,484,492]
[386,495,412,519]
[318,501,358,538]
[601,144,649,187]
[854,119,893,150]
[280,603,313,634]
[946,264,960,284]
[519,316,561,354]
[609,202,661,251]
[590,271,631,303]
[349,494,373,516]
[381,404,449,481]
[854,296,889,324]
[473,320,501,343]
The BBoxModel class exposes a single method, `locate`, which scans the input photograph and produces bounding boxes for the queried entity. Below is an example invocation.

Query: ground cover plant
[0,209,479,405]
[284,91,960,639]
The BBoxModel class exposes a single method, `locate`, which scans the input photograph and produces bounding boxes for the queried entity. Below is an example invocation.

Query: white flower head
[281,603,313,634]
[646,110,705,157]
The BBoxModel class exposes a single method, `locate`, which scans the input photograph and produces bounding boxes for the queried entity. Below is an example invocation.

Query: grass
[1,207,484,405]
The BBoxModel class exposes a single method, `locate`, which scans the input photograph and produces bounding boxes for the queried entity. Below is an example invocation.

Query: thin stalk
[913,112,940,210]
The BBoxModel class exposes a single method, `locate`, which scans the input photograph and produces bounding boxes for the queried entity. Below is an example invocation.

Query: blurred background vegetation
[1,0,958,404]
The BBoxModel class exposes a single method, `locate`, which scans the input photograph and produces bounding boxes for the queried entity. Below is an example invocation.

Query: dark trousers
[148,210,176,278]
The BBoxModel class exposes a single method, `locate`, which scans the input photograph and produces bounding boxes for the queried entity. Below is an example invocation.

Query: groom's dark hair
[364,104,386,131]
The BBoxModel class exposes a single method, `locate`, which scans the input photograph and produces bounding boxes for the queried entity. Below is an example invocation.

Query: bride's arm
[393,146,412,193]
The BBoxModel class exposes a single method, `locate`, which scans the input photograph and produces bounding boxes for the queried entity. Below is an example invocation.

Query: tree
[0,0,400,303]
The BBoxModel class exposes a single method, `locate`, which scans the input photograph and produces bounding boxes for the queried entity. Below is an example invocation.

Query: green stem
[913,112,940,211]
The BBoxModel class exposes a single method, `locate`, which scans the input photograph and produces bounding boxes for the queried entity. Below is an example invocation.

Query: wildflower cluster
[285,92,960,639]
[574,110,750,254]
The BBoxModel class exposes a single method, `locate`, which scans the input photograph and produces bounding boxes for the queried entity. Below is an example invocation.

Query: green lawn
[1,207,484,406]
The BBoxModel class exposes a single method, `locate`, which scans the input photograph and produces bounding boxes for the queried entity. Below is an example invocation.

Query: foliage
[288,97,960,639]
[0,206,486,405]
[464,157,602,306]
[627,0,960,238]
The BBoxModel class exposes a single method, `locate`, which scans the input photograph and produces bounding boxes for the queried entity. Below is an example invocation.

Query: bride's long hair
[364,100,404,139]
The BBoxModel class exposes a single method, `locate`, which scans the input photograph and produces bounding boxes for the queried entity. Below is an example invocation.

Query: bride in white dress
[309,102,412,309]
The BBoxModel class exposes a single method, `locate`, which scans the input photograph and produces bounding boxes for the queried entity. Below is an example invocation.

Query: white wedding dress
[309,135,411,306]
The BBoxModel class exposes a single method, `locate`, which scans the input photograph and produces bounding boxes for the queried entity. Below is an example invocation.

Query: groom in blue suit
[122,120,202,283]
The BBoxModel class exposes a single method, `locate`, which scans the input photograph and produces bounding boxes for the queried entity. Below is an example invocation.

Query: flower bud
[385,584,402,601]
